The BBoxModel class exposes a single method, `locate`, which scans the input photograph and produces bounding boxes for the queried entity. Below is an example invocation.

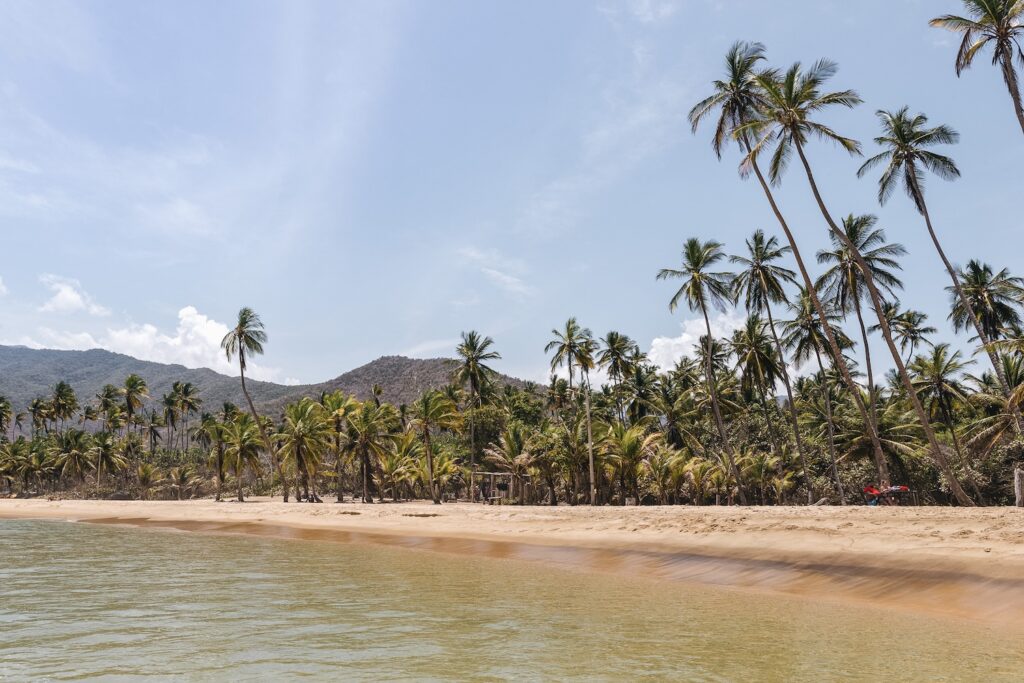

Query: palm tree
[817,214,906,439]
[876,304,938,365]
[277,398,331,502]
[690,42,892,490]
[484,423,534,504]
[410,389,461,504]
[597,331,637,420]
[90,432,124,495]
[951,260,1024,340]
[729,315,785,450]
[602,424,659,505]
[122,374,148,433]
[657,238,747,504]
[859,108,1022,434]
[196,414,226,501]
[175,382,202,453]
[224,414,262,502]
[347,400,400,503]
[50,429,93,484]
[454,331,500,499]
[0,396,11,442]
[930,1,1024,135]
[221,307,288,501]
[546,318,598,504]
[136,462,162,500]
[730,229,814,501]
[744,60,973,505]
[322,391,358,502]
[782,287,854,502]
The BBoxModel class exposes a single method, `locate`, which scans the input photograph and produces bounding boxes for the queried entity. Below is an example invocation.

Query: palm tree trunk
[361,448,372,503]
[764,302,814,503]
[999,50,1024,137]
[239,362,289,502]
[910,164,1024,435]
[744,143,891,489]
[584,374,596,505]
[424,427,440,504]
[793,138,973,505]
[852,295,887,486]
[813,345,847,504]
[701,307,748,504]
[468,386,476,502]
[236,464,244,502]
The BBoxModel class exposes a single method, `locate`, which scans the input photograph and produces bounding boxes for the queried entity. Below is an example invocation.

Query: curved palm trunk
[743,145,891,489]
[852,295,885,484]
[238,361,289,502]
[584,374,596,506]
[700,307,748,504]
[764,303,814,503]
[793,139,972,505]
[909,164,1023,435]
[999,51,1024,136]
[812,345,847,504]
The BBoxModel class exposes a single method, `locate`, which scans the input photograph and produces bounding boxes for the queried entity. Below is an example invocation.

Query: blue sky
[0,0,1021,385]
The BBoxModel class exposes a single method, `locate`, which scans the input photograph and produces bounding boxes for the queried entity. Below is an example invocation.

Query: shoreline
[3,498,1023,625]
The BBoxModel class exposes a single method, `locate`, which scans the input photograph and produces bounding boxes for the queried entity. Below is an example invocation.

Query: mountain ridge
[0,345,527,416]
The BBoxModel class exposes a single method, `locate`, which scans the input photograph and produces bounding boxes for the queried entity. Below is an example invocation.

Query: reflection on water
[1,520,1021,681]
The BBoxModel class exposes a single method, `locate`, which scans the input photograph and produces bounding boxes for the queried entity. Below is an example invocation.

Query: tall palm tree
[951,260,1024,340]
[730,229,814,501]
[196,413,226,501]
[782,287,854,502]
[859,108,1022,434]
[175,382,202,453]
[546,318,598,504]
[122,374,148,434]
[347,401,400,503]
[690,42,892,490]
[602,424,659,505]
[743,60,973,505]
[224,414,263,502]
[277,398,331,502]
[930,1,1024,135]
[409,389,461,504]
[597,330,637,420]
[729,315,785,452]
[322,391,358,502]
[657,238,747,504]
[454,331,500,499]
[874,304,938,365]
[221,307,289,501]
[817,214,906,438]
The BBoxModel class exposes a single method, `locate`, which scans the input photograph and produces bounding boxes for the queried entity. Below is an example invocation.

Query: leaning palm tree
[690,42,892,490]
[454,331,500,499]
[859,108,1022,435]
[930,1,1024,135]
[221,307,289,501]
[817,214,906,437]
[657,238,747,504]
[743,60,973,505]
[409,389,461,504]
[730,229,813,501]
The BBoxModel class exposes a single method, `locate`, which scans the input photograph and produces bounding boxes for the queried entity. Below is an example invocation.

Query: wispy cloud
[401,337,461,358]
[0,276,7,296]
[38,274,109,316]
[457,247,536,298]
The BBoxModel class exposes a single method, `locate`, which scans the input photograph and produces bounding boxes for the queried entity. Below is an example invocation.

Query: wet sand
[3,498,1023,624]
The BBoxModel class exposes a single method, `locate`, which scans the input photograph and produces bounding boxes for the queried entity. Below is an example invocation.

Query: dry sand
[3,498,1023,623]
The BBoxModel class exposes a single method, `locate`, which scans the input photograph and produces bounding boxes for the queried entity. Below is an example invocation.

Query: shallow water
[1,520,1021,681]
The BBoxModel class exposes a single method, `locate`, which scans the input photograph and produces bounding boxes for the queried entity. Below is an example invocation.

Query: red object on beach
[863,486,880,495]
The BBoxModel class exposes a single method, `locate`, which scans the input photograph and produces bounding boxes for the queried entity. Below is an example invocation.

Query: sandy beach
[3,499,1023,624]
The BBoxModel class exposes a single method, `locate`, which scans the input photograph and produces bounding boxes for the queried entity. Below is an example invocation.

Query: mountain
[0,346,529,416]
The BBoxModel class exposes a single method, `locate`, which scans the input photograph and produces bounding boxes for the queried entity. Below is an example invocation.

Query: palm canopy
[729,315,782,400]
[454,331,501,404]
[781,287,854,369]
[597,331,637,383]
[545,318,594,388]
[730,229,797,313]
[657,238,735,315]
[816,214,906,310]
[949,260,1024,340]
[909,343,975,423]
[220,307,267,371]
[688,40,767,156]
[929,1,1024,76]
[857,108,960,213]
[738,59,863,184]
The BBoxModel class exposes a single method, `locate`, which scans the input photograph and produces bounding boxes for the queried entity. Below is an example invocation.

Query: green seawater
[0,519,1021,681]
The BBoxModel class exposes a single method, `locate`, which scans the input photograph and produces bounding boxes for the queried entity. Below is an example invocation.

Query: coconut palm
[930,1,1024,135]
[136,462,162,501]
[484,423,534,504]
[817,214,906,437]
[223,414,263,502]
[277,398,332,502]
[602,424,660,505]
[0,396,11,442]
[322,391,358,502]
[598,331,637,420]
[454,331,500,498]
[744,60,973,505]
[221,307,288,501]
[730,230,815,501]
[690,42,891,488]
[547,319,599,504]
[657,237,747,503]
[409,389,461,504]
[50,429,93,484]
[859,108,1022,435]
[167,466,194,501]
[875,305,938,365]
[122,374,148,433]
[951,260,1024,340]
[90,432,124,495]
[347,400,400,503]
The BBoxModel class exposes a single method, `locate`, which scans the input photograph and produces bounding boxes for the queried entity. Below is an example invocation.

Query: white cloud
[628,0,679,24]
[19,305,288,383]
[0,276,7,296]
[38,274,109,316]
[457,246,536,298]
[647,312,744,371]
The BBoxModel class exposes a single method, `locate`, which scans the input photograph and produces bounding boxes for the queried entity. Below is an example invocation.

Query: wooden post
[1014,466,1023,507]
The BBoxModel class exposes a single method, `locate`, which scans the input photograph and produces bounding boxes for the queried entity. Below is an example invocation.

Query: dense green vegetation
[3,4,1024,506]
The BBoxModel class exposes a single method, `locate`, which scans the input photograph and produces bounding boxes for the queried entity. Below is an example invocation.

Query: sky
[0,0,1021,386]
